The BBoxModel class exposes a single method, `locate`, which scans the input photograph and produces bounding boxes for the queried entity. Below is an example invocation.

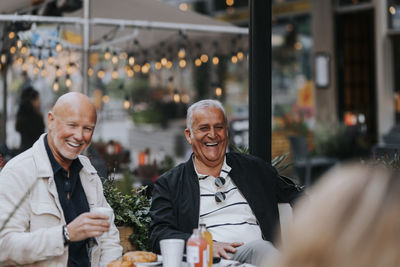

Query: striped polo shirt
[195,157,263,243]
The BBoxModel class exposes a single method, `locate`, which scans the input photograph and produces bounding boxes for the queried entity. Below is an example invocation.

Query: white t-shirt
[195,157,263,243]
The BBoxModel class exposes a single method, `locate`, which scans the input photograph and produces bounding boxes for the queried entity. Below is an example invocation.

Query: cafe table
[136,258,256,267]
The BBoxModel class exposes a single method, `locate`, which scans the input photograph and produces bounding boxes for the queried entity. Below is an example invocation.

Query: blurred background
[0,0,399,189]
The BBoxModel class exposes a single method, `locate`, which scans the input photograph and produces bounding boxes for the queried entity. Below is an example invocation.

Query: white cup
[90,206,114,237]
[160,239,185,267]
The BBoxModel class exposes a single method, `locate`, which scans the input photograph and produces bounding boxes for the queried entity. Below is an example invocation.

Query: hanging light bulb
[173,90,180,103]
[41,68,47,77]
[22,62,27,71]
[21,46,27,55]
[88,67,93,76]
[29,53,35,63]
[8,31,15,39]
[47,51,54,64]
[56,65,63,77]
[178,47,186,58]
[195,58,202,67]
[237,51,244,61]
[226,0,234,7]
[97,69,105,79]
[231,54,238,64]
[200,54,208,63]
[166,61,173,69]
[104,48,111,60]
[37,58,44,68]
[161,57,168,66]
[179,59,187,68]
[10,46,17,54]
[102,95,110,103]
[215,87,222,97]
[181,94,190,103]
[141,63,150,74]
[127,68,134,77]
[123,96,130,110]
[56,42,63,52]
[17,40,22,49]
[212,56,219,65]
[128,55,135,66]
[53,78,60,92]
[112,69,119,79]
[112,52,118,64]
[155,62,162,70]
[65,74,72,87]
[16,57,23,65]
[133,64,141,72]
[1,54,6,64]
[33,66,40,76]
[120,52,127,60]
[66,63,74,75]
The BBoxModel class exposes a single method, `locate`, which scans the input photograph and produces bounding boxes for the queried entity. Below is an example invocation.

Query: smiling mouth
[205,142,218,147]
[67,141,84,148]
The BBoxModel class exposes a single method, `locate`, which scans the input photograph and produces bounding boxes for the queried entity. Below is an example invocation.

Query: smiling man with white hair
[150,99,303,265]
[0,92,122,266]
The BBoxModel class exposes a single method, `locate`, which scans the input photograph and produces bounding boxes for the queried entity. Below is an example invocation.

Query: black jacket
[149,152,303,253]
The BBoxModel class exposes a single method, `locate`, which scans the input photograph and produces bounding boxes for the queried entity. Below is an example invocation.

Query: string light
[112,69,119,79]
[56,65,63,77]
[56,42,63,52]
[97,69,105,79]
[178,47,186,58]
[48,51,54,65]
[10,46,17,54]
[128,56,135,66]
[17,40,22,49]
[237,51,244,61]
[181,94,190,103]
[102,95,110,103]
[179,59,187,68]
[8,31,15,39]
[226,0,234,6]
[215,87,222,96]
[166,61,173,69]
[1,54,6,64]
[173,90,180,103]
[17,57,23,65]
[195,58,202,66]
[65,74,72,87]
[41,68,47,77]
[37,58,44,68]
[127,68,134,77]
[155,62,162,70]
[200,54,208,63]
[66,63,74,75]
[104,48,111,60]
[21,46,27,55]
[179,3,188,11]
[29,54,35,63]
[88,67,93,76]
[33,66,40,76]
[231,55,238,64]
[53,78,59,92]
[133,64,141,72]
[22,62,27,71]
[123,97,130,109]
[161,57,168,66]
[141,63,150,74]
[120,52,128,60]
[212,56,219,65]
[111,52,118,64]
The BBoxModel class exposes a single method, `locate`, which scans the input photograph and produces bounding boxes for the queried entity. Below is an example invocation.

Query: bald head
[52,92,97,121]
[47,92,97,170]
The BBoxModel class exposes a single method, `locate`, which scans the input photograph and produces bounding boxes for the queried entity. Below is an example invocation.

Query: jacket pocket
[30,202,62,231]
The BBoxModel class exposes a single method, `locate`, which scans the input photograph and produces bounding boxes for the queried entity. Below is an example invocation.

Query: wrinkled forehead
[53,102,97,125]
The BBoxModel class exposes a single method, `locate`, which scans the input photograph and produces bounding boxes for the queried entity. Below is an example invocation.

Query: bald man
[0,93,122,266]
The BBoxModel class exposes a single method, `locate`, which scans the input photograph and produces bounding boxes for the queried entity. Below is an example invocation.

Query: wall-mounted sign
[315,52,330,89]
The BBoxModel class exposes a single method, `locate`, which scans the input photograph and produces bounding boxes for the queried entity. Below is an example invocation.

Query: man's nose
[208,128,216,138]
[73,128,84,141]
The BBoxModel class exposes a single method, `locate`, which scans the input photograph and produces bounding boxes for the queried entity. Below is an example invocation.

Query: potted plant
[102,174,151,253]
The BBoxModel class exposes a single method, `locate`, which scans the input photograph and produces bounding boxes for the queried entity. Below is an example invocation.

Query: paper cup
[160,239,185,267]
[90,206,114,237]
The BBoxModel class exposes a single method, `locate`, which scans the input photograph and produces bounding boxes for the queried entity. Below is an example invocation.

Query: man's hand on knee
[213,241,244,259]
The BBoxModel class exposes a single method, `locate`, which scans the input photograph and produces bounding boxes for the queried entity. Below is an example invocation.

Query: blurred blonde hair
[265,163,400,267]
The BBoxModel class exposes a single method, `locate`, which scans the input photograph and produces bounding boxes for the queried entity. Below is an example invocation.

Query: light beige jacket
[0,134,122,266]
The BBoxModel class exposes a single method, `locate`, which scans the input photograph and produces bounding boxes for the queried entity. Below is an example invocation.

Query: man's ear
[47,111,55,130]
[184,128,192,145]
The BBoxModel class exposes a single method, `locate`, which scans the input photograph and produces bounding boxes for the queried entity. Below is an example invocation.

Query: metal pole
[249,0,271,162]
[1,65,7,145]
[82,0,90,95]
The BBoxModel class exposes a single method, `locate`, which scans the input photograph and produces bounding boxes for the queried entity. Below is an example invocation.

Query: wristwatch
[62,225,71,246]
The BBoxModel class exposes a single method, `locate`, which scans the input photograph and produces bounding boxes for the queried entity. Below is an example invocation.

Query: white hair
[186,99,227,134]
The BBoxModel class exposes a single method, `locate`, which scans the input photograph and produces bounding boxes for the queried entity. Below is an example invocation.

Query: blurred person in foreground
[150,99,304,265]
[264,163,400,267]
[0,92,122,266]
[15,86,45,153]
